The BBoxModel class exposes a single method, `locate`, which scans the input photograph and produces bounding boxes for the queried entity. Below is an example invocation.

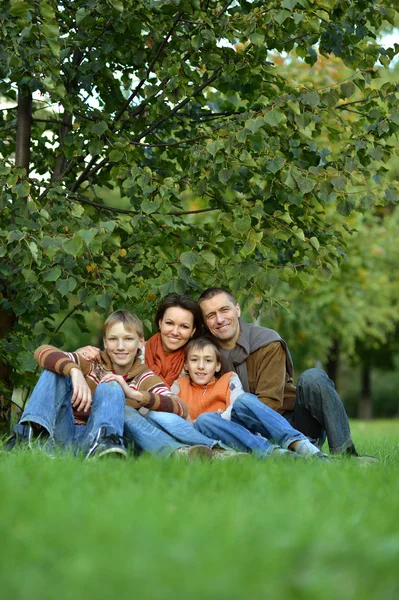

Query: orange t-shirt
[176,372,233,421]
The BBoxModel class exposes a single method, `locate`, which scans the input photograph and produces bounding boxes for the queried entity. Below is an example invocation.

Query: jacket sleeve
[128,369,188,418]
[34,345,92,377]
[248,343,290,413]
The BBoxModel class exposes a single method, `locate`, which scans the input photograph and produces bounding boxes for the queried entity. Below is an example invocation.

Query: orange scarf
[145,333,185,387]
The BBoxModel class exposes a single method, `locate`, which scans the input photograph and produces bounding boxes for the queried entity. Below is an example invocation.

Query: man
[195,287,376,460]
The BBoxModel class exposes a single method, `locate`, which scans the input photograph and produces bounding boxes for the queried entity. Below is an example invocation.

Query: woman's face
[159,307,195,352]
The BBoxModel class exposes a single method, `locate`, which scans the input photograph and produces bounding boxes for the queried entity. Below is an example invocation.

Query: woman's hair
[155,294,203,333]
[103,310,144,338]
[184,336,221,365]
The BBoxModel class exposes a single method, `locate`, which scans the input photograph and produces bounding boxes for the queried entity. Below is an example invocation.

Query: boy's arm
[34,345,92,377]
[130,369,188,418]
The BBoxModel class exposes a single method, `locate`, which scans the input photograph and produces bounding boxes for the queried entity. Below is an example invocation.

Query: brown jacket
[246,342,296,414]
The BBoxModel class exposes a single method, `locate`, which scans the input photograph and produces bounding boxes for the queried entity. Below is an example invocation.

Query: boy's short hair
[103,310,144,338]
[184,336,221,364]
[198,287,237,305]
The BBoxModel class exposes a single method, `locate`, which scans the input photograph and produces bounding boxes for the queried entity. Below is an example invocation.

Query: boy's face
[103,322,144,375]
[184,344,221,386]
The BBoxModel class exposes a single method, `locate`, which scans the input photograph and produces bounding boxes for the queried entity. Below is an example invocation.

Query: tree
[1,0,399,421]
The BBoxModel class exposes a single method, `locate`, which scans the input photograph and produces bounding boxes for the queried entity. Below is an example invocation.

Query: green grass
[1,420,399,600]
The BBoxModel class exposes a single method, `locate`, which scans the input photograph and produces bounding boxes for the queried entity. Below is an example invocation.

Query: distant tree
[1,0,399,422]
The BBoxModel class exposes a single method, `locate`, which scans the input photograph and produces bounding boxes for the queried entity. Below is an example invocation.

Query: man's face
[200,293,241,348]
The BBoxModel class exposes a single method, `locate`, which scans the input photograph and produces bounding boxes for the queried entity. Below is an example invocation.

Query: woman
[144,294,203,386]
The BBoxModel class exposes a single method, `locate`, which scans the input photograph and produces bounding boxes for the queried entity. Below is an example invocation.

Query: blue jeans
[286,368,354,454]
[123,408,226,456]
[195,393,307,457]
[19,370,125,453]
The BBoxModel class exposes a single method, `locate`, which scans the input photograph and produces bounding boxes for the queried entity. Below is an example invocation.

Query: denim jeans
[194,393,307,457]
[123,408,224,456]
[286,368,354,454]
[19,370,125,453]
[124,407,182,457]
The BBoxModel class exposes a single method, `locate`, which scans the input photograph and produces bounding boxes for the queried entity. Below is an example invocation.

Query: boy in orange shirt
[173,337,328,459]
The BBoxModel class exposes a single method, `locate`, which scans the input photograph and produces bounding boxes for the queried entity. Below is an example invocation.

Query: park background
[1,2,399,599]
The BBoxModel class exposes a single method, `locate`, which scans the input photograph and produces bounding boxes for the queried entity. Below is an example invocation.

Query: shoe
[173,445,213,461]
[356,454,379,464]
[86,427,127,459]
[212,449,250,460]
[271,448,304,459]
[4,423,32,451]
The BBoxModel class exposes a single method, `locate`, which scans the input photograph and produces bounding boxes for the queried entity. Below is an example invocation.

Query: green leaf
[78,229,98,246]
[240,239,256,257]
[236,129,247,143]
[309,236,320,251]
[56,277,77,297]
[43,266,62,281]
[97,292,113,310]
[301,91,320,107]
[206,140,223,157]
[109,149,124,162]
[9,2,30,17]
[245,117,264,133]
[263,108,285,127]
[234,216,251,233]
[62,235,84,256]
[142,199,161,214]
[28,241,40,263]
[201,251,216,268]
[293,173,315,194]
[180,251,199,270]
[385,188,398,204]
[267,157,285,174]
[340,81,356,99]
[292,226,305,242]
[331,175,347,191]
[91,121,108,137]
[218,169,233,184]
[12,181,30,198]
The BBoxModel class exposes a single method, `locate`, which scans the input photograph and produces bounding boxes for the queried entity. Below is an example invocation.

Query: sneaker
[4,423,32,451]
[212,449,250,460]
[86,427,127,459]
[173,445,213,461]
[271,448,304,459]
[355,454,379,464]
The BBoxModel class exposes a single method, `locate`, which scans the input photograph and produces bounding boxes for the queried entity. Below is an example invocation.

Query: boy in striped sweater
[8,310,188,458]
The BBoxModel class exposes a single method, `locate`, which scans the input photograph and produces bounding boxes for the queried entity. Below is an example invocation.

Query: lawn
[1,420,398,600]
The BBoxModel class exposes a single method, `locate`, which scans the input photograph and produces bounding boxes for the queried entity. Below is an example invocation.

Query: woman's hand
[77,345,101,362]
[70,368,92,412]
[99,373,144,402]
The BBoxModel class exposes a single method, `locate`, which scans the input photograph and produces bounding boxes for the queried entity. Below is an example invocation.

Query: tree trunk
[0,86,32,431]
[325,338,340,385]
[358,362,373,419]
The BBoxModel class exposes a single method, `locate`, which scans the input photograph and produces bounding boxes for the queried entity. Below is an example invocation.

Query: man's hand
[70,368,92,412]
[77,345,101,362]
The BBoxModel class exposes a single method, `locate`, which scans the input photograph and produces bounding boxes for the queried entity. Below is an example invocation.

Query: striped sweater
[34,345,188,424]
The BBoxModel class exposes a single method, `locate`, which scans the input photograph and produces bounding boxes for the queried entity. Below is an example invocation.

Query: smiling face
[103,322,144,375]
[159,307,195,353]
[185,343,221,386]
[199,292,241,349]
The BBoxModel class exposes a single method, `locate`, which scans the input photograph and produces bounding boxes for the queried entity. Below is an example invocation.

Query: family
[7,288,376,462]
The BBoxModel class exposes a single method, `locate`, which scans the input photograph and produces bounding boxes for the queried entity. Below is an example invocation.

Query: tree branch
[72,194,219,217]
[114,11,184,123]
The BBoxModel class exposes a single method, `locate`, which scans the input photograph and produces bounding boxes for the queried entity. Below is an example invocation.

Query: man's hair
[103,310,144,338]
[155,294,203,333]
[198,287,237,305]
[184,336,221,364]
